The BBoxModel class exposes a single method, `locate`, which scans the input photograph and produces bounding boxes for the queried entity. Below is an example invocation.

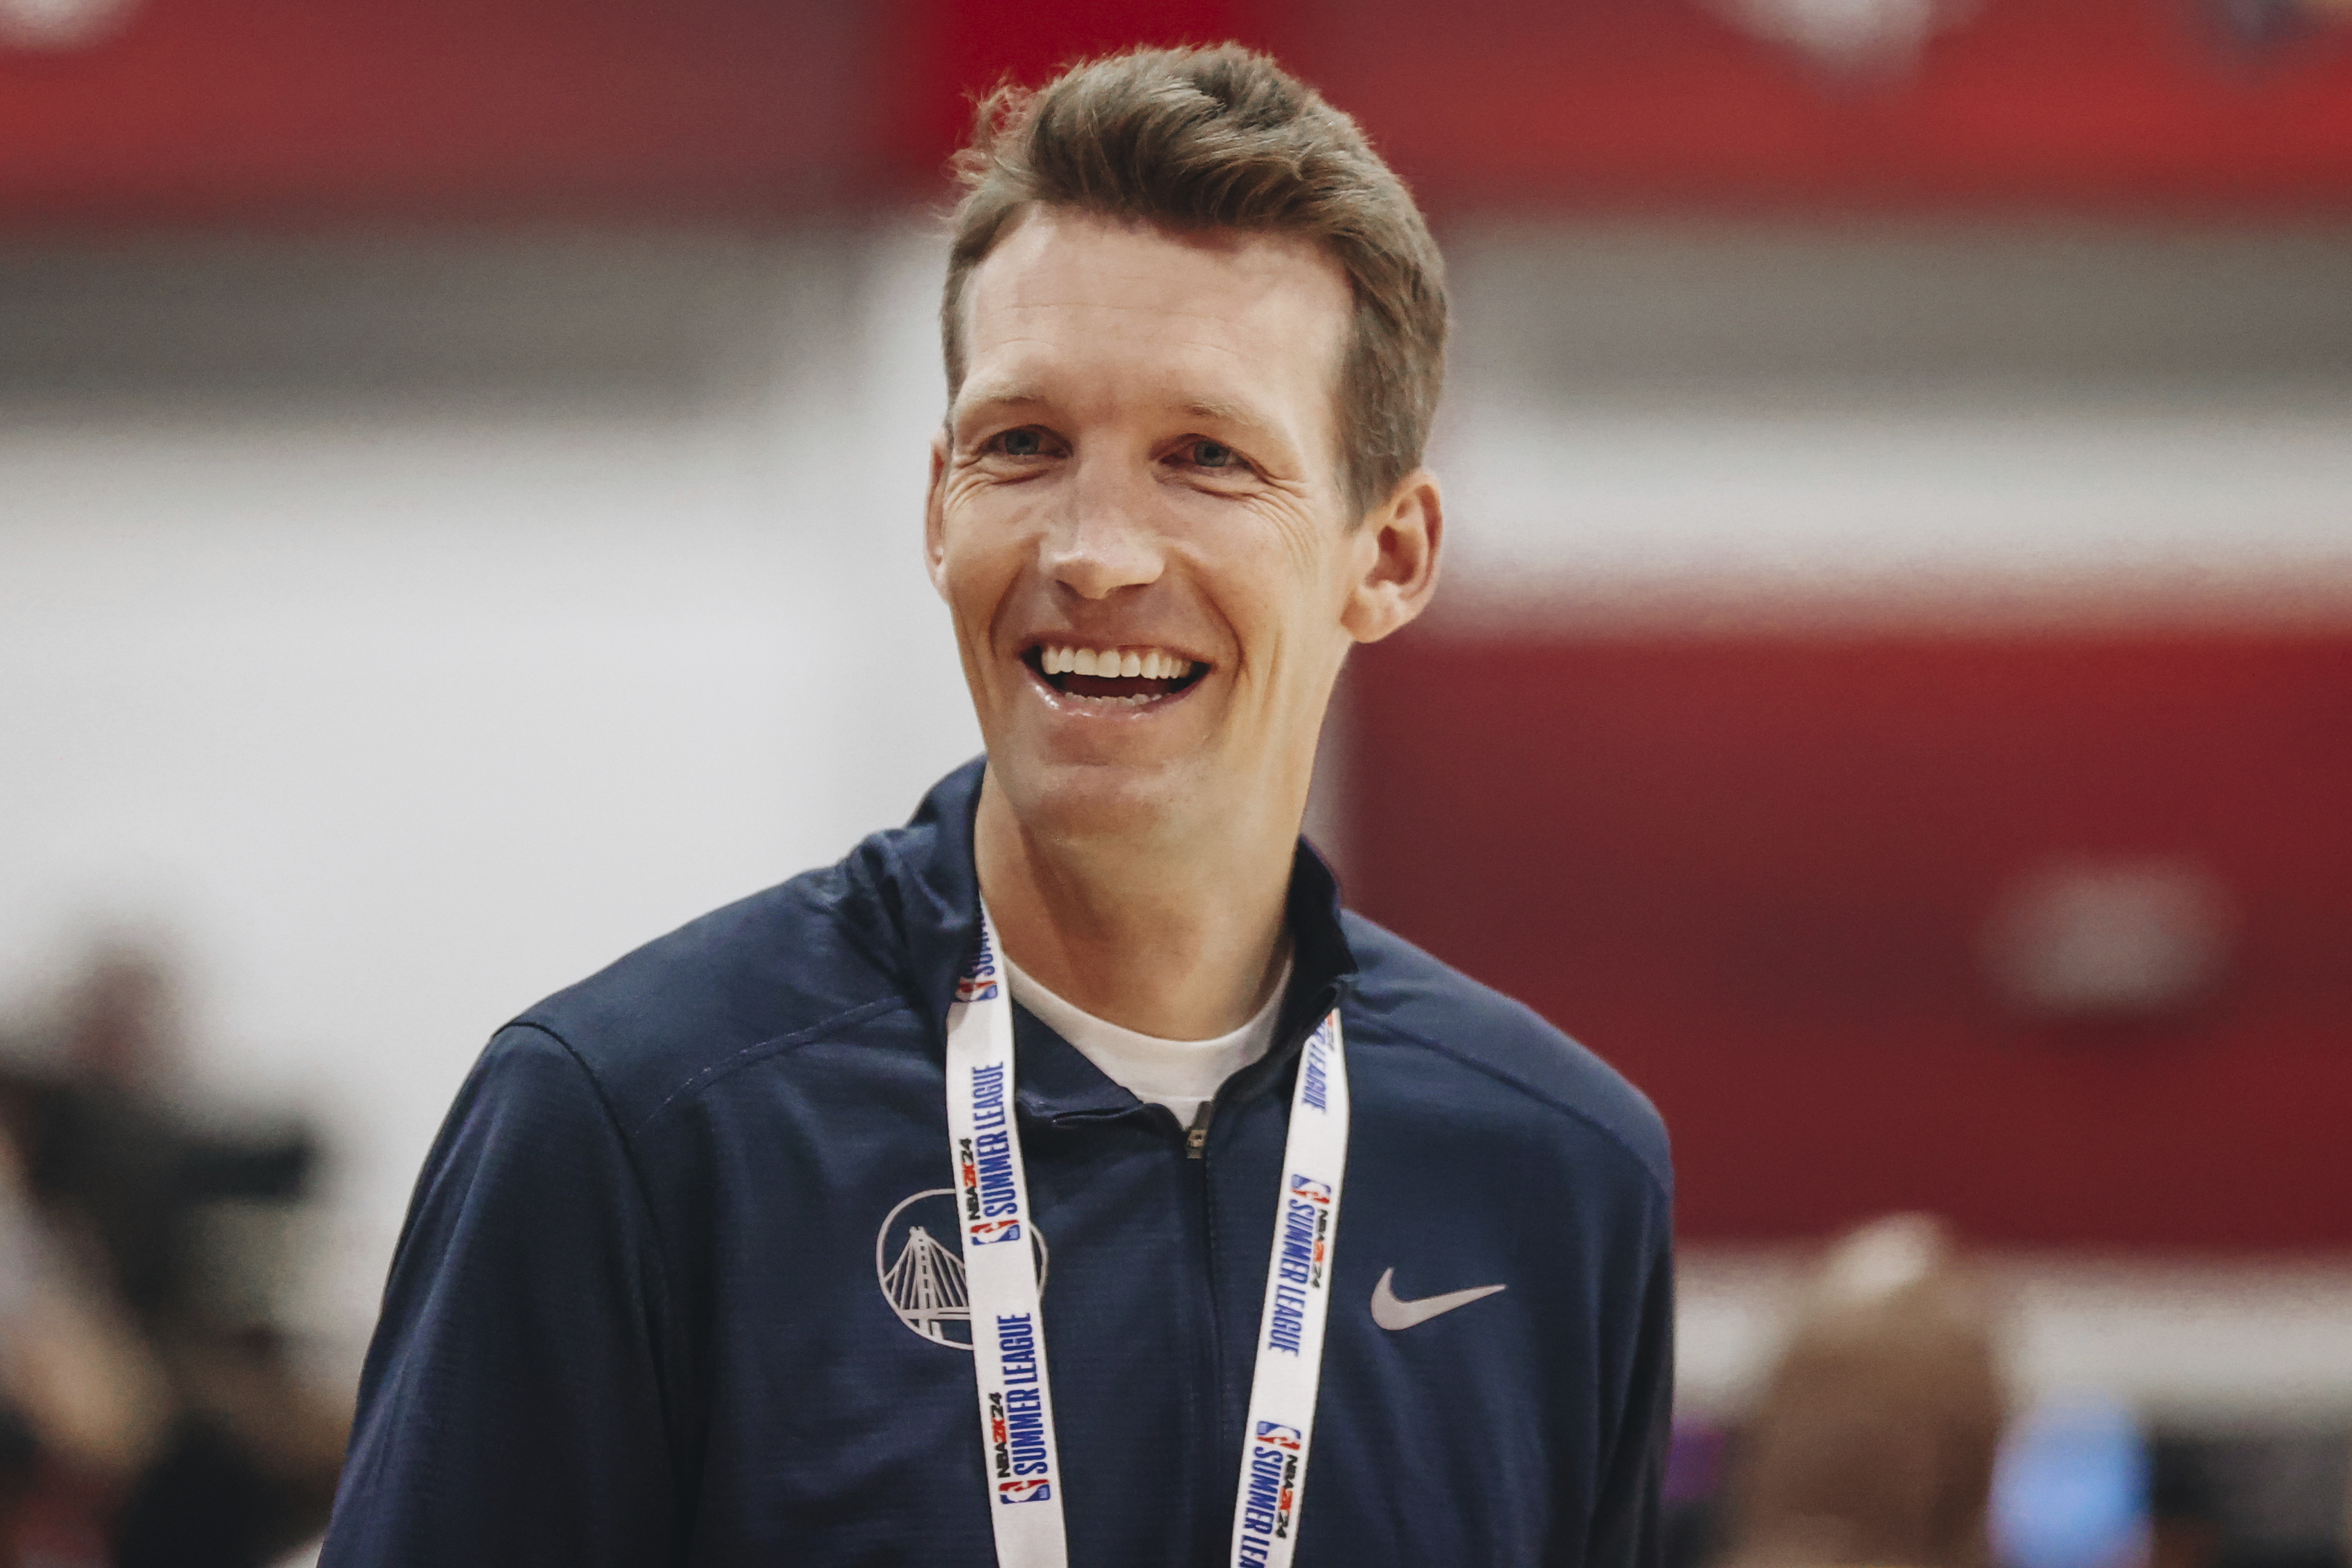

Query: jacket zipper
[1188,988,1341,1562]
[1180,1091,1226,1565]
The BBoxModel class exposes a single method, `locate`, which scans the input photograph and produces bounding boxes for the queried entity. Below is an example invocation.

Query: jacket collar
[864,758,1361,1119]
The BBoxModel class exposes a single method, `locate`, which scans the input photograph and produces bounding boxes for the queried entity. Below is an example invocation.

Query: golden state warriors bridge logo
[875,1188,1048,1350]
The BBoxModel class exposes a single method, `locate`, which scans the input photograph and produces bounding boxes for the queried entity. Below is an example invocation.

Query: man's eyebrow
[1182,397,1272,429]
[953,383,1046,418]
[1180,398,1302,456]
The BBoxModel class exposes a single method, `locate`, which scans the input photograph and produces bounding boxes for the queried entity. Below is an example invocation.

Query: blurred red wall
[1346,631,2352,1248]
[6,0,2352,221]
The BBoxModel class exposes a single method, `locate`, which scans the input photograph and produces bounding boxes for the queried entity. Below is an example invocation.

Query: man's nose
[1040,456,1166,600]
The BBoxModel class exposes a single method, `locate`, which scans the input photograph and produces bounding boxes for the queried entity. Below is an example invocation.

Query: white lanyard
[945,907,1350,1568]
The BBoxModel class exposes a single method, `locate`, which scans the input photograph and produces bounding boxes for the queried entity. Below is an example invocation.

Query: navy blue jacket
[324,760,1673,1567]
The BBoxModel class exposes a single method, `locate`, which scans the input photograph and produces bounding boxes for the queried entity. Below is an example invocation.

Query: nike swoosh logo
[1370,1267,1507,1331]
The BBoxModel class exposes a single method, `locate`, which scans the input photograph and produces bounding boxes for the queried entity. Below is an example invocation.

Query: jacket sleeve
[1584,1194,1675,1568]
[321,1024,683,1567]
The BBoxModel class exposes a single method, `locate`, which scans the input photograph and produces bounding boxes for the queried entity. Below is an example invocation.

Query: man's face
[927,206,1423,847]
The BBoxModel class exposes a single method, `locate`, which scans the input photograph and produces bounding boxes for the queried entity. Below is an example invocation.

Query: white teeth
[1035,645,1197,686]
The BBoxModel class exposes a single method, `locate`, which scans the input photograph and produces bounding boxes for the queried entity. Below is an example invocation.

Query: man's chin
[993,754,1200,846]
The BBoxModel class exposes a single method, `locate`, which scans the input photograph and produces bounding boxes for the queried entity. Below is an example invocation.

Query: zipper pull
[1185,1099,1214,1159]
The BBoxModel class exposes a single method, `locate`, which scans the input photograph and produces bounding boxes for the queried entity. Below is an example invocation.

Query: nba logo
[1289,1174,1333,1204]
[969,1218,1023,1245]
[999,1479,1052,1504]
[957,975,999,1003]
[1255,1421,1303,1450]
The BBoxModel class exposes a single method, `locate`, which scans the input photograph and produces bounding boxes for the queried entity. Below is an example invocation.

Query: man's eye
[1189,440,1239,470]
[992,429,1049,458]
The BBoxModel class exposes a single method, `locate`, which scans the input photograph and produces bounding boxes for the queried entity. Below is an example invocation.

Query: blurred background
[1,0,2348,1562]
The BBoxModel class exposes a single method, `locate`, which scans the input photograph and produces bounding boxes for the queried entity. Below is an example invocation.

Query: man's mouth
[1024,643,1207,709]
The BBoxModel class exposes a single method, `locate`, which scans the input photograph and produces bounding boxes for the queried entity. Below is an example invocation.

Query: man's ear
[924,429,951,600]
[1339,469,1443,645]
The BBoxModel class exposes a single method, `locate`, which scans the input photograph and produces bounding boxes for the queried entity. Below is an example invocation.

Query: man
[323,44,1672,1567]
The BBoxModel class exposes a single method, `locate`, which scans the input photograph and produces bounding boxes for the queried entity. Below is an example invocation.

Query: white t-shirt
[1002,953,1292,1128]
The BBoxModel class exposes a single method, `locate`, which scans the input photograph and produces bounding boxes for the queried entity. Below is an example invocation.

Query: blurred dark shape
[2151,1429,2352,1568]
[18,945,317,1337]
[0,941,344,1567]
[1716,1214,2006,1568]
[114,1348,345,1568]
[0,1405,40,1547]
[1664,1423,1730,1568]
[2210,0,2352,50]
[2152,1434,2227,1568]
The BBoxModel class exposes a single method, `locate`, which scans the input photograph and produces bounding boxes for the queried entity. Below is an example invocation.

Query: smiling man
[325,45,1672,1568]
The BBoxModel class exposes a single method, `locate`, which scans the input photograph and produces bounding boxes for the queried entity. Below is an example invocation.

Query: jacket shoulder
[510,851,913,1130]
[1342,911,1671,1199]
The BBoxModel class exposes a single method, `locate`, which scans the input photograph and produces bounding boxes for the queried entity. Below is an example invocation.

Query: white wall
[1429,222,2352,630]
[0,225,980,1365]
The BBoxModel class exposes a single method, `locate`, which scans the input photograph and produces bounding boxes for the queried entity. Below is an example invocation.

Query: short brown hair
[941,44,1447,519]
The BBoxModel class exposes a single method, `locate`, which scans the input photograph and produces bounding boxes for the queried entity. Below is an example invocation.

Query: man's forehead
[961,208,1349,362]
[955,210,1350,443]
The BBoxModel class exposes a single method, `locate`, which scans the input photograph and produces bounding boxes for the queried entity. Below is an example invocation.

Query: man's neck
[974,772,1296,1042]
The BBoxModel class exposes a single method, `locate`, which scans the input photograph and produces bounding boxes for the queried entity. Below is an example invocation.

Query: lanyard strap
[1227,1004,1348,1568]
[945,908,1350,1568]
